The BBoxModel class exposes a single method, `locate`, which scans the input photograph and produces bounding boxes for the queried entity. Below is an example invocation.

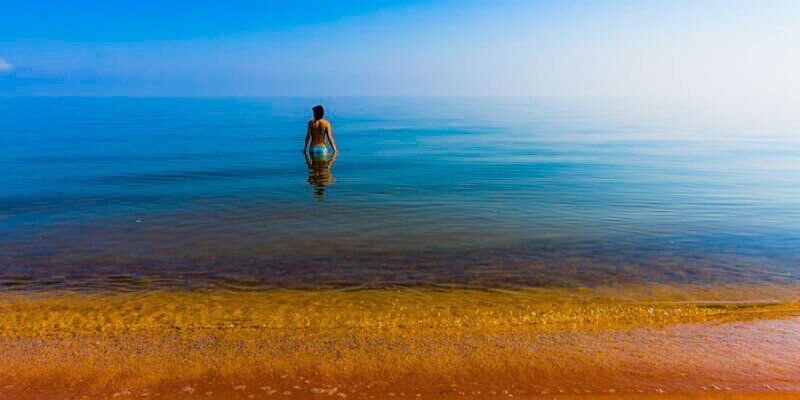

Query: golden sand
[0,285,799,399]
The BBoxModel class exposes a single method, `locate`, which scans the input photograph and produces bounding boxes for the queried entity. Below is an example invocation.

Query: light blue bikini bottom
[310,146,328,159]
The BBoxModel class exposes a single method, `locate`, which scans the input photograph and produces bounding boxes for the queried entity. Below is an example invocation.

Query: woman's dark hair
[312,105,324,120]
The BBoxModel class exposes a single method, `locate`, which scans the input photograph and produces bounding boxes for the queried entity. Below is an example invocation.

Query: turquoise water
[1,97,799,289]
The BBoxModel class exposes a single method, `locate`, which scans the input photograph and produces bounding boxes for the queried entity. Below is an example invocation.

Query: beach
[3,97,800,398]
[2,285,799,399]
[6,0,800,397]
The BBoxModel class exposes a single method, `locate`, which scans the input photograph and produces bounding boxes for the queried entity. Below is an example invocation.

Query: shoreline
[1,286,799,398]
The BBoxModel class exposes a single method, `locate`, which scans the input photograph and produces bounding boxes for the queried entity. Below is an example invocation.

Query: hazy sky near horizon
[2,0,800,99]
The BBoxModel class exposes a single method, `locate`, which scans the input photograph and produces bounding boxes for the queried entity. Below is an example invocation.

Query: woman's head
[312,105,324,120]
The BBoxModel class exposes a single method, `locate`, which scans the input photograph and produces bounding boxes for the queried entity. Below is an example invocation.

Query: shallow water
[2,289,799,398]
[1,97,799,290]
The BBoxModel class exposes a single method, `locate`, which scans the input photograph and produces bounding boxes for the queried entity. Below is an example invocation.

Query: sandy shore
[0,285,799,399]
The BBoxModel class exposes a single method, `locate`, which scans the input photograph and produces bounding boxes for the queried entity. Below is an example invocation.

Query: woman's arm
[303,122,311,153]
[326,123,337,154]
[327,150,338,167]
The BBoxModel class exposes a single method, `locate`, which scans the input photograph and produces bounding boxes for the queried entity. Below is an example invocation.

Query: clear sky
[2,0,799,98]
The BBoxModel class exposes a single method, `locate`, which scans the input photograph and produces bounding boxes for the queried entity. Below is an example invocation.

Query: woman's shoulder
[309,119,330,129]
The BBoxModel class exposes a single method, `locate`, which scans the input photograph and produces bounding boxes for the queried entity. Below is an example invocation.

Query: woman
[303,105,337,159]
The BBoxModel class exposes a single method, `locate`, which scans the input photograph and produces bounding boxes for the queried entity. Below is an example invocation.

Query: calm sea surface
[1,97,799,290]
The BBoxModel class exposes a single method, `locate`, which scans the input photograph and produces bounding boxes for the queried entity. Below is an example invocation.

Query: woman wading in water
[303,105,337,159]
[303,105,338,200]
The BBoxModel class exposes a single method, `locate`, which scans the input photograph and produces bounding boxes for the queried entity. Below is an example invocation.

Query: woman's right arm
[326,123,337,154]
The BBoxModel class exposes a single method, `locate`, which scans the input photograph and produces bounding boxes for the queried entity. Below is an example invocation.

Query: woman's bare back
[309,119,330,147]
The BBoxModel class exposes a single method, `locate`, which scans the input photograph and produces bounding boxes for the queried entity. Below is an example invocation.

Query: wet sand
[0,285,799,399]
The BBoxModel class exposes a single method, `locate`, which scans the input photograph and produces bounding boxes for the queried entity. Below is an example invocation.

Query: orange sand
[0,285,798,399]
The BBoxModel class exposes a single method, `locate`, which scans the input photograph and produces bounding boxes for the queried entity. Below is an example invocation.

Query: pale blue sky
[2,0,799,98]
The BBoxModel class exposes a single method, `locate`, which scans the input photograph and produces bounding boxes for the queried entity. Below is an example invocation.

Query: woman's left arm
[303,122,311,153]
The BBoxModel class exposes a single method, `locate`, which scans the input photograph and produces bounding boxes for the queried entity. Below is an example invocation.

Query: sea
[2,97,798,291]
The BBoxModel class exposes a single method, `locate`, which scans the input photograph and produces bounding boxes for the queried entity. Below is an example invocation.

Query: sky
[2,0,800,99]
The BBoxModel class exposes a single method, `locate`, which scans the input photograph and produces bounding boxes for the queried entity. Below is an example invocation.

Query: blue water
[1,97,799,290]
